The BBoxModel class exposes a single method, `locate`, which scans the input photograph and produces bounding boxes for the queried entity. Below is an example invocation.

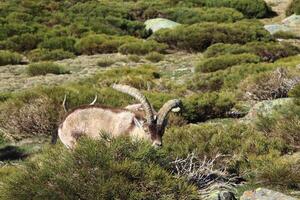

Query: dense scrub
[1,0,300,198]
[75,34,166,55]
[197,0,271,18]
[0,50,22,66]
[0,137,199,199]
[27,62,69,76]
[0,0,275,62]
[153,21,272,52]
[27,49,75,62]
[162,7,244,24]
[1,101,300,198]
[196,53,260,73]
[189,55,300,94]
[204,42,300,62]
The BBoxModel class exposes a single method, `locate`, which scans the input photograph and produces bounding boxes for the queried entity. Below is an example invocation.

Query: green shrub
[204,42,300,62]
[0,50,22,66]
[27,62,69,76]
[0,137,199,200]
[118,40,167,55]
[197,53,260,73]
[252,152,300,188]
[128,55,141,62]
[189,62,278,92]
[89,65,160,89]
[273,31,300,40]
[198,0,271,18]
[75,34,137,55]
[239,68,297,101]
[27,49,75,62]
[97,58,115,67]
[289,84,300,98]
[3,33,41,52]
[163,7,244,24]
[153,21,272,52]
[0,96,59,140]
[286,0,300,15]
[39,36,77,52]
[0,23,33,40]
[204,43,250,58]
[182,91,235,122]
[163,121,286,162]
[145,52,164,63]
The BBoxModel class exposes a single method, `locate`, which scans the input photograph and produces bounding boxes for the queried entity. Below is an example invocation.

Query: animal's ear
[133,117,144,129]
[171,107,181,112]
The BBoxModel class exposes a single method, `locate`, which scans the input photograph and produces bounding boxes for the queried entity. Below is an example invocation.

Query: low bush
[118,40,167,55]
[75,34,138,55]
[189,62,279,92]
[198,0,271,18]
[2,33,41,52]
[153,21,272,52]
[162,7,244,24]
[0,50,22,66]
[182,91,235,122]
[204,43,250,58]
[0,96,58,140]
[239,68,300,101]
[252,152,300,188]
[38,36,77,52]
[27,49,75,62]
[26,62,69,76]
[289,84,300,98]
[97,58,115,67]
[204,42,300,62]
[286,0,300,16]
[145,52,164,63]
[254,101,300,148]
[196,53,260,73]
[164,121,287,167]
[90,65,160,89]
[0,137,199,199]
[273,31,300,40]
[128,55,141,62]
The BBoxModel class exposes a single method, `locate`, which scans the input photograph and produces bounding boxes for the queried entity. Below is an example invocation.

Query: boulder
[240,188,297,200]
[244,98,294,120]
[264,24,289,34]
[144,18,180,33]
[282,14,300,36]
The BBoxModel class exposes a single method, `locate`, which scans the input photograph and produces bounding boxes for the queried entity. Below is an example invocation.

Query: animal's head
[112,84,181,147]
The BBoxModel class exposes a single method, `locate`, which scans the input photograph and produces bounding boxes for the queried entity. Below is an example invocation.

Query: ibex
[58,84,181,149]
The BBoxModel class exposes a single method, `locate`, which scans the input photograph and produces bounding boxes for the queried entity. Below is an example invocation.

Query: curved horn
[112,84,155,124]
[157,99,181,127]
[62,94,67,112]
[90,95,98,105]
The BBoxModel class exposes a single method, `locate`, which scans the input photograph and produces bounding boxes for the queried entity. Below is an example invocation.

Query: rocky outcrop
[144,18,180,33]
[244,98,293,120]
[241,188,297,200]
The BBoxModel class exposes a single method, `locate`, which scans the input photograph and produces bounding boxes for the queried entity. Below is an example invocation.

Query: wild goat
[58,84,181,149]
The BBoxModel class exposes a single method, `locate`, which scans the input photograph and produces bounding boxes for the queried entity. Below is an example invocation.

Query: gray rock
[244,98,294,120]
[144,18,180,33]
[208,190,237,200]
[264,24,289,34]
[240,188,297,200]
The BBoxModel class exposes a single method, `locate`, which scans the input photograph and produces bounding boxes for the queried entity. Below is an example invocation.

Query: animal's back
[58,106,135,148]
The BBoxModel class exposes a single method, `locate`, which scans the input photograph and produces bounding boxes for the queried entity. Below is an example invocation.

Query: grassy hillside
[0,0,300,199]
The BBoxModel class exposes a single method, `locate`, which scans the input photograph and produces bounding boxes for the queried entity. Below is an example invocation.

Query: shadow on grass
[0,146,28,161]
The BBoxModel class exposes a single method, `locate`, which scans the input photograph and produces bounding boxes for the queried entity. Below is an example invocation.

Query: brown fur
[60,104,145,128]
